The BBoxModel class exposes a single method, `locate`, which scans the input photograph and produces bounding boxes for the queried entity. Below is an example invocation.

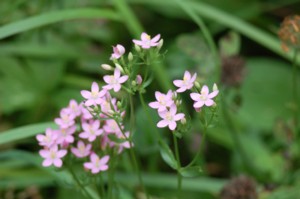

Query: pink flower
[157,106,185,131]
[54,108,76,129]
[56,126,76,145]
[103,119,123,135]
[110,44,125,60]
[149,90,174,112]
[79,120,103,142]
[81,106,93,120]
[68,99,82,117]
[190,85,219,108]
[103,68,128,92]
[71,141,92,158]
[36,128,58,148]
[136,75,142,85]
[84,154,110,174]
[116,132,132,153]
[81,82,106,106]
[173,71,197,93]
[39,145,67,167]
[133,32,161,49]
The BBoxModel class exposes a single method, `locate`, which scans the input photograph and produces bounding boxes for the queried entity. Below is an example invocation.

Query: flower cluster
[149,71,219,131]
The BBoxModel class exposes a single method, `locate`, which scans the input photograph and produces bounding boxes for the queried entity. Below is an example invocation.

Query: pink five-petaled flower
[54,108,76,129]
[71,140,92,158]
[173,71,197,93]
[110,44,125,60]
[36,128,58,148]
[84,154,110,174]
[133,32,161,49]
[56,126,76,145]
[79,120,103,142]
[149,90,174,112]
[190,85,219,108]
[157,106,185,131]
[39,145,67,168]
[81,82,106,107]
[103,68,128,92]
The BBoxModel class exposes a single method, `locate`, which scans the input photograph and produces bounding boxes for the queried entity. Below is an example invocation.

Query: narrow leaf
[159,141,177,170]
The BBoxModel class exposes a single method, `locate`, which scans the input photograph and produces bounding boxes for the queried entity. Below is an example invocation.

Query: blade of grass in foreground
[0,8,121,40]
[0,122,56,145]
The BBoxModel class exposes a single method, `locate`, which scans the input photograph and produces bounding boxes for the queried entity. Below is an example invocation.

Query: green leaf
[180,166,202,178]
[159,141,177,170]
[0,122,56,145]
[0,8,121,40]
[219,31,241,56]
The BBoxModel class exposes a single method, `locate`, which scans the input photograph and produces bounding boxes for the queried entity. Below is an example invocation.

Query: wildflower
[79,120,103,142]
[103,119,123,135]
[110,44,125,60]
[54,108,76,129]
[116,131,132,153]
[103,68,128,92]
[173,71,197,93]
[133,32,161,49]
[81,82,106,107]
[149,90,174,112]
[56,126,76,145]
[84,154,110,174]
[71,140,92,158]
[36,128,58,148]
[68,99,82,117]
[157,105,185,131]
[190,85,219,108]
[39,145,67,167]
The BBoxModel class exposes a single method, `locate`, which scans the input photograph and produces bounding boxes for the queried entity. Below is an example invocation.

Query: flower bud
[134,44,141,52]
[131,80,137,87]
[117,101,122,110]
[213,83,218,92]
[107,110,115,115]
[115,63,124,73]
[194,81,201,89]
[181,117,186,125]
[136,75,142,85]
[101,64,113,71]
[128,52,133,62]
[157,39,164,50]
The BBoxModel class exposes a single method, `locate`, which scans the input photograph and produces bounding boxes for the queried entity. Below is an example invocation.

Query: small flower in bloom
[79,120,103,142]
[173,71,197,93]
[36,128,58,148]
[81,82,106,106]
[157,106,185,131]
[133,32,161,49]
[39,145,67,167]
[103,68,128,92]
[56,126,76,145]
[190,85,219,108]
[54,108,76,129]
[149,90,174,112]
[103,119,123,135]
[84,154,110,174]
[81,106,93,120]
[71,140,92,158]
[117,132,132,153]
[110,44,125,60]
[68,99,82,117]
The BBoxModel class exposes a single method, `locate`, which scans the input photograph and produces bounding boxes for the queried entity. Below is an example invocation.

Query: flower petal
[190,93,200,101]
[157,120,168,128]
[91,82,99,92]
[81,90,91,99]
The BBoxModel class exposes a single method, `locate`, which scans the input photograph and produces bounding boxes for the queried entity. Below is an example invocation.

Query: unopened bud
[213,83,218,92]
[176,100,182,106]
[128,52,133,62]
[172,91,177,100]
[131,80,137,87]
[101,64,113,71]
[134,44,141,52]
[136,75,142,85]
[158,39,164,49]
[181,117,186,125]
[117,101,122,109]
[107,110,115,115]
[194,81,201,89]
[115,63,124,73]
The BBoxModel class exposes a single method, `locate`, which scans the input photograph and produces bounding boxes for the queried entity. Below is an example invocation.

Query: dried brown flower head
[278,15,300,52]
[221,55,246,87]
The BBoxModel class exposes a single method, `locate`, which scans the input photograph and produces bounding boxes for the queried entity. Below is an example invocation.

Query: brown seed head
[278,15,300,52]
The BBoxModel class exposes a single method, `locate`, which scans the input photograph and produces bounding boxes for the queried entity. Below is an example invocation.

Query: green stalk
[173,133,182,199]
[292,50,299,136]
[108,151,116,199]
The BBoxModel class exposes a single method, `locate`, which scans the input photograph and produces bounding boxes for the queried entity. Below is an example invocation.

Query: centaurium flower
[110,44,125,60]
[54,108,76,129]
[71,140,92,158]
[81,82,106,106]
[149,90,174,112]
[39,145,67,168]
[173,71,197,93]
[84,154,110,174]
[68,99,82,117]
[36,128,58,148]
[190,85,219,108]
[79,120,103,142]
[56,125,76,145]
[103,68,128,92]
[133,32,161,49]
[157,105,185,131]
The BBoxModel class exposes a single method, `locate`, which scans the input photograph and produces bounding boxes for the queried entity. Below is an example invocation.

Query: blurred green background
[1,0,300,198]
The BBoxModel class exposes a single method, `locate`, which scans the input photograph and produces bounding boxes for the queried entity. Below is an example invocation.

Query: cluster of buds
[278,15,300,52]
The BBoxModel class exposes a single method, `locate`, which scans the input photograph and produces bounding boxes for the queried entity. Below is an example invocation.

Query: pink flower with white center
[103,119,123,135]
[36,128,58,148]
[157,106,185,131]
[79,120,103,142]
[103,68,128,92]
[116,132,132,153]
[84,154,110,174]
[71,141,92,158]
[190,85,219,108]
[56,126,76,145]
[54,108,76,129]
[149,90,174,112]
[81,106,93,120]
[133,32,161,49]
[81,82,106,106]
[39,145,67,168]
[100,96,117,116]
[68,99,82,117]
[173,71,197,93]
[110,44,125,60]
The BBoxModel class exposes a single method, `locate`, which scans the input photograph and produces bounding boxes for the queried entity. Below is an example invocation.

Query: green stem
[98,174,106,198]
[108,152,116,199]
[173,133,182,199]
[292,50,299,136]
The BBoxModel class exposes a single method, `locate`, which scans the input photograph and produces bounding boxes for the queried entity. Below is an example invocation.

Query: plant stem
[292,49,299,136]
[173,133,182,199]
[108,152,116,199]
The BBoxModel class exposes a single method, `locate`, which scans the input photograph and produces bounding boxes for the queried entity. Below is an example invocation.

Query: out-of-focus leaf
[159,141,177,170]
[180,166,202,177]
[219,31,241,56]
